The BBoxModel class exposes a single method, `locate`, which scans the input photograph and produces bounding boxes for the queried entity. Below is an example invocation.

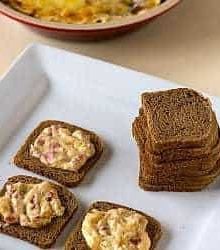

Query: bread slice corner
[65,201,162,250]
[0,175,78,248]
[13,120,104,187]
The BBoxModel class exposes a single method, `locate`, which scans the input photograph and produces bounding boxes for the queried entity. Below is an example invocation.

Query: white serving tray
[0,44,220,250]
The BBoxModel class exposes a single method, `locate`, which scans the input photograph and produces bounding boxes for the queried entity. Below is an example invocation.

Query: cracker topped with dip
[0,175,78,248]
[13,120,104,187]
[65,201,162,250]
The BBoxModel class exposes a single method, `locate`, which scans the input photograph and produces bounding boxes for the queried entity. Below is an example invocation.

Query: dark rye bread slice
[132,113,220,163]
[139,149,220,185]
[13,120,104,187]
[139,160,220,186]
[65,201,162,250]
[140,148,220,178]
[139,158,220,192]
[133,110,219,152]
[141,88,216,153]
[137,107,219,148]
[134,107,219,152]
[0,175,78,248]
[139,162,220,191]
[138,179,218,192]
[139,170,220,192]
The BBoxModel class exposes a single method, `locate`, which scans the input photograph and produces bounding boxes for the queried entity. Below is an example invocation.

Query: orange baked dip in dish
[4,0,161,24]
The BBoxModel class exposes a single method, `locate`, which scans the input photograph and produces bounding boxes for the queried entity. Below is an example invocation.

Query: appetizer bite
[13,120,103,187]
[132,88,220,192]
[65,201,162,250]
[0,175,78,248]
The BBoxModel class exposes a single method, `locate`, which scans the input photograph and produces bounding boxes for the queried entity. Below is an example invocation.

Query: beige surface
[0,0,220,96]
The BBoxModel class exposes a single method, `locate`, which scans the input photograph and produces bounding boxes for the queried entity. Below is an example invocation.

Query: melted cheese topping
[0,181,65,228]
[82,208,151,250]
[6,0,161,24]
[30,126,95,171]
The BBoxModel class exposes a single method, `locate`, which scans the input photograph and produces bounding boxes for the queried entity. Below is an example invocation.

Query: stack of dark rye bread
[132,88,220,192]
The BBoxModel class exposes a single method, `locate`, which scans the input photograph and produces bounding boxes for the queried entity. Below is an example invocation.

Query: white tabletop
[0,0,220,95]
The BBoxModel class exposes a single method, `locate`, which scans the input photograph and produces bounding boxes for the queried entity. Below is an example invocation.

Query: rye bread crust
[65,201,162,250]
[13,120,104,187]
[0,175,78,248]
[140,88,216,152]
